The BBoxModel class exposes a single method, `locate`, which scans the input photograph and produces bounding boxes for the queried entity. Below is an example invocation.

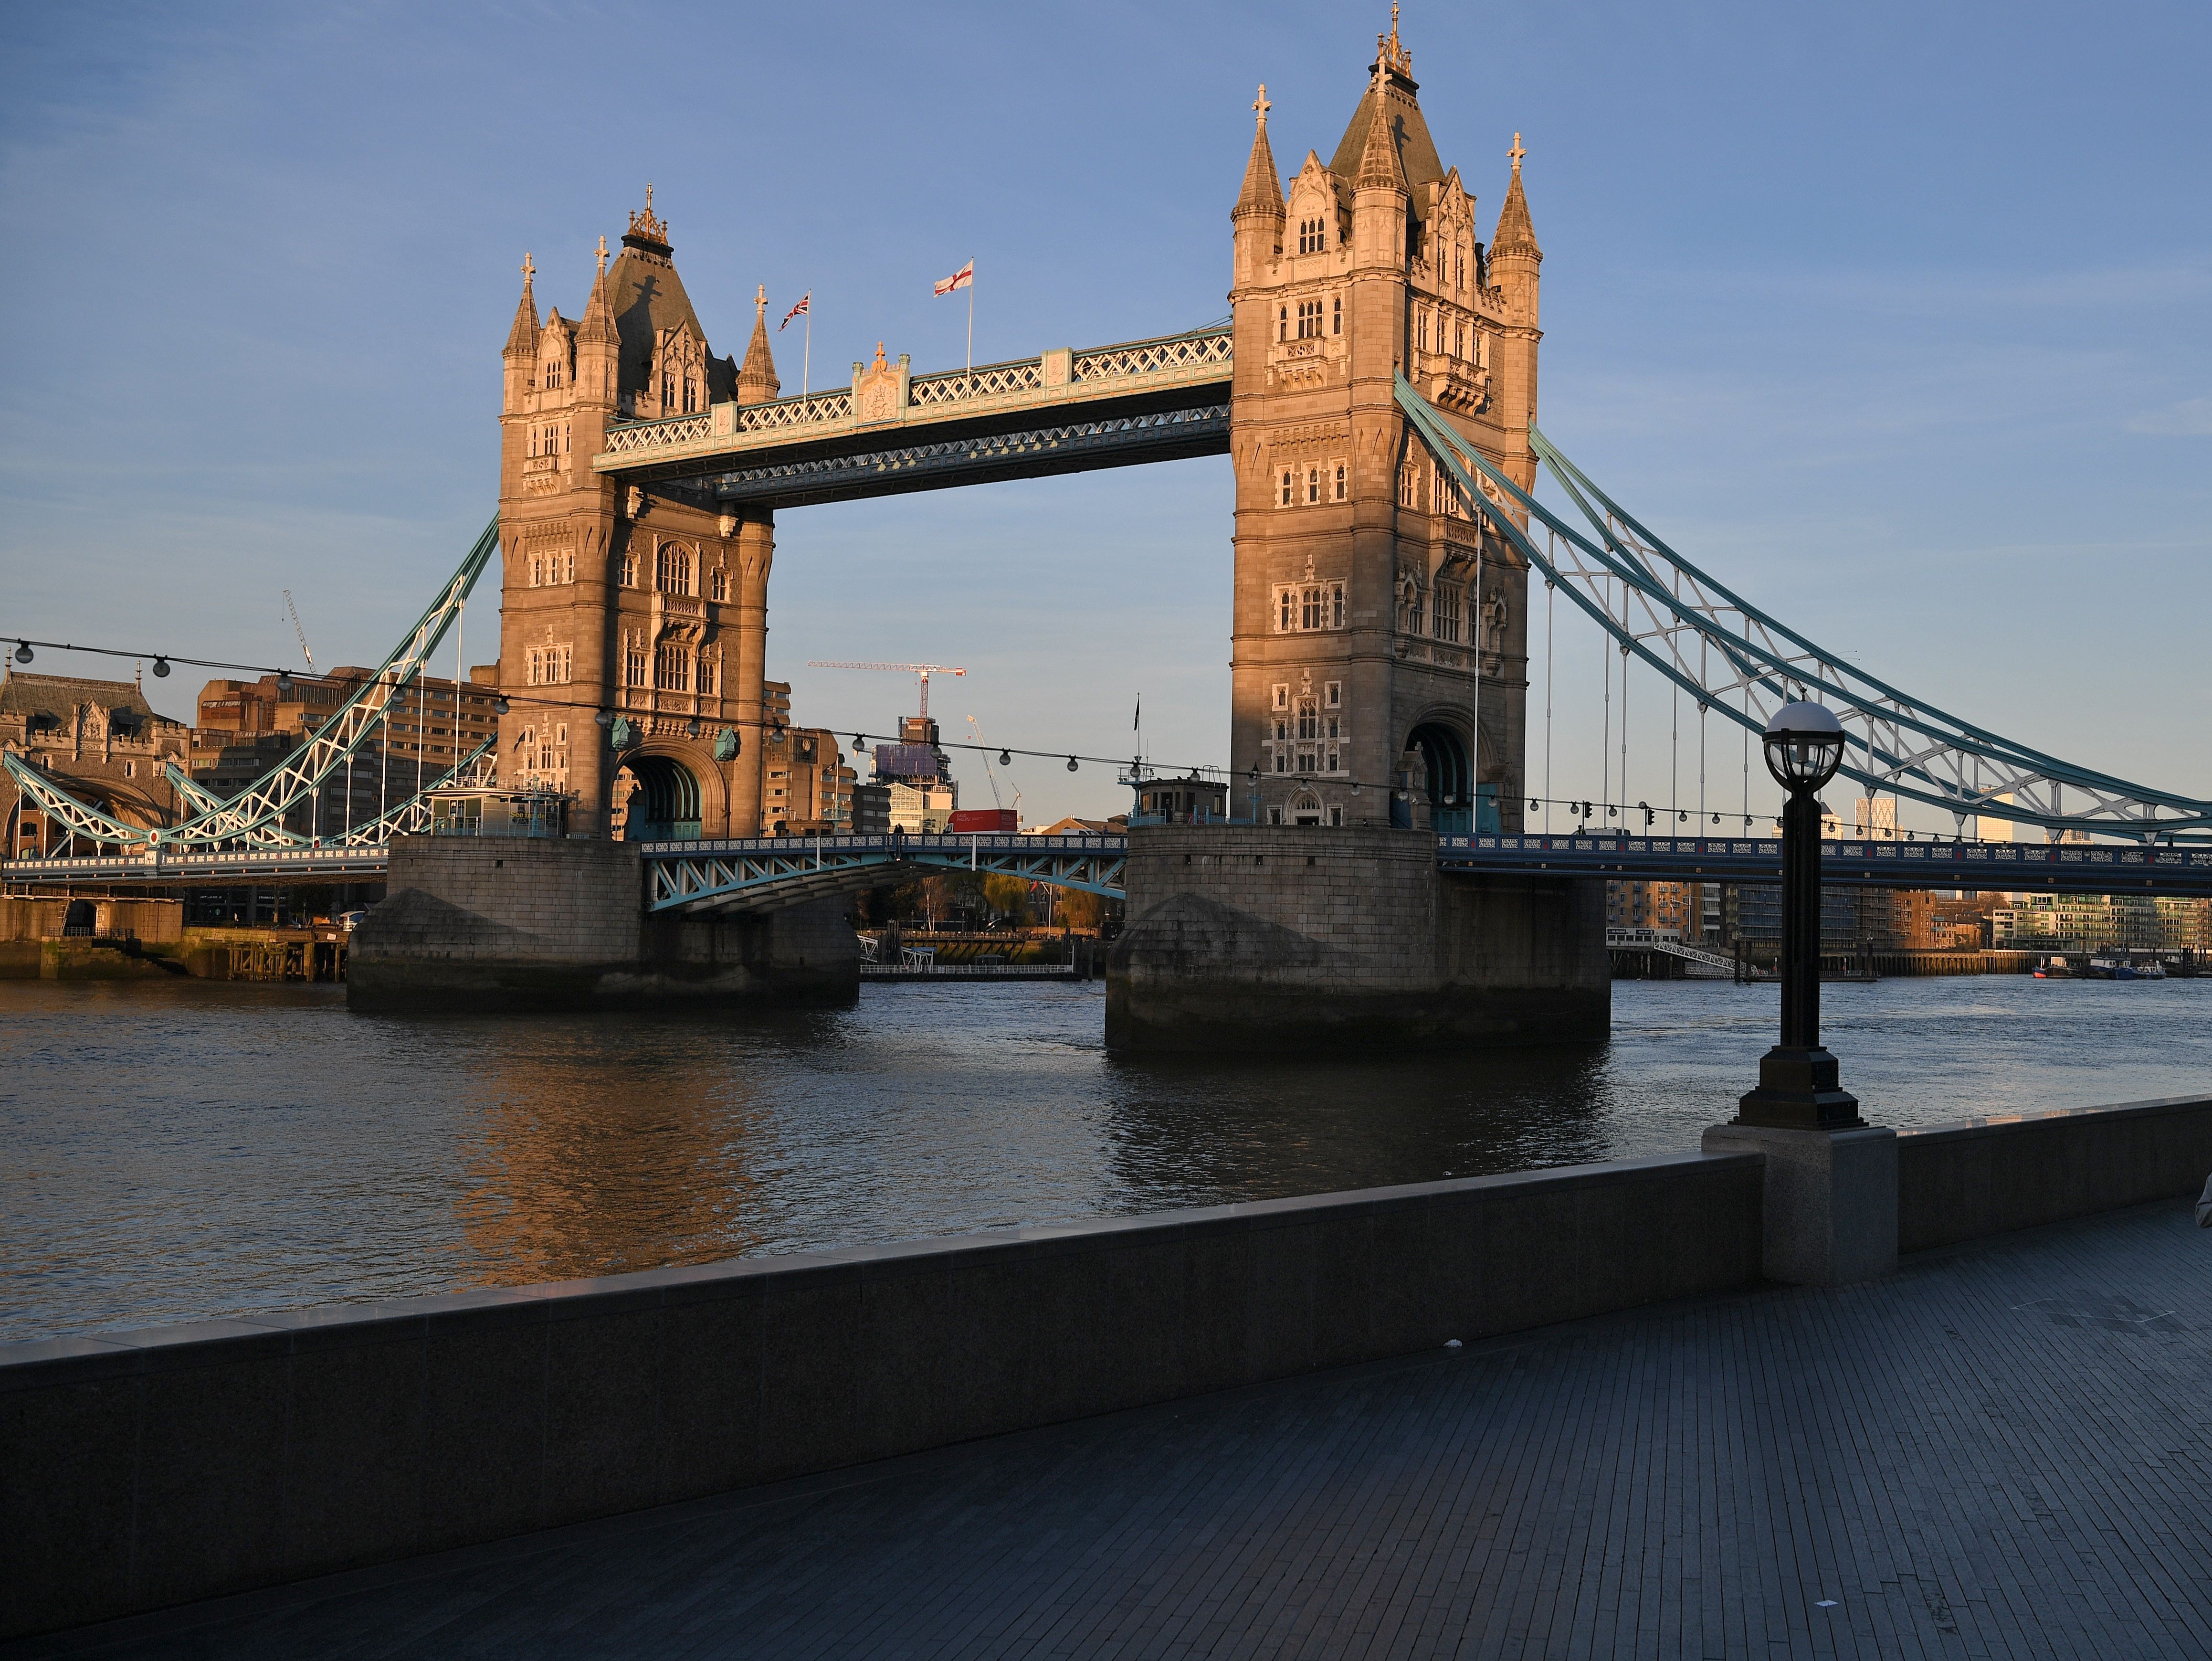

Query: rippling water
[3,975,2207,1343]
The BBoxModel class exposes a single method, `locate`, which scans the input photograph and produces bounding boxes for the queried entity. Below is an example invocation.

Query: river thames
[4,974,2208,1343]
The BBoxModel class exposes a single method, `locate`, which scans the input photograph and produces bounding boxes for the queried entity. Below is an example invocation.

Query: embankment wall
[5,1093,2207,1640]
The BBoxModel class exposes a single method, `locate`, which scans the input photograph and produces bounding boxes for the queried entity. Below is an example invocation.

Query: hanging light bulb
[13,643,32,664]
[1066,756,1078,772]
[151,656,171,678]
[1712,812,1721,825]
[998,750,1011,767]
[493,697,510,715]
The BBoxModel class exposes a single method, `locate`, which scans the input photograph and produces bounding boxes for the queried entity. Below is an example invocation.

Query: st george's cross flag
[933,260,974,296]
[779,293,810,330]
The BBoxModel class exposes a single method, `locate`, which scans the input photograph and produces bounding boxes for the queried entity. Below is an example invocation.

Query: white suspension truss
[1392,375,2211,843]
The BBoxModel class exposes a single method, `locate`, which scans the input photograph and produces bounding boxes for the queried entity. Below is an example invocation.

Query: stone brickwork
[1228,20,1540,833]
[349,835,855,1011]
[1107,825,1606,1049]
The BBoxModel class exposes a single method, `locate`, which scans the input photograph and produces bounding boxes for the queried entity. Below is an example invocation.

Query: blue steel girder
[1437,831,2212,895]
[643,834,1127,915]
[684,405,1228,511]
[1390,376,2212,843]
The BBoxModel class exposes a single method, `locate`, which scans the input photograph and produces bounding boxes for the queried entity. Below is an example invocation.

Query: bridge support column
[1106,825,1607,1052]
[348,835,856,1012]
[728,508,773,836]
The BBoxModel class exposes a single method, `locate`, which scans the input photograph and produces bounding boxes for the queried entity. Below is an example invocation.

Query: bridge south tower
[496,194,778,839]
[1230,19,1539,832]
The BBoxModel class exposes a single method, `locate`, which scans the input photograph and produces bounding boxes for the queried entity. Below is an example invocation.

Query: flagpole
[802,305,811,398]
[966,257,974,386]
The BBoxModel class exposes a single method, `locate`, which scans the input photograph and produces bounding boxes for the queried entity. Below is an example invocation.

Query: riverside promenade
[11,1197,2208,1661]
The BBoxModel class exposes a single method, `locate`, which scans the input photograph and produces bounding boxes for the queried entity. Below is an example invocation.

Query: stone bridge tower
[495,191,779,839]
[1229,18,1539,833]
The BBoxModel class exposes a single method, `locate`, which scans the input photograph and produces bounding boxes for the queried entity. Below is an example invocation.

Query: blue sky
[2,0,2205,829]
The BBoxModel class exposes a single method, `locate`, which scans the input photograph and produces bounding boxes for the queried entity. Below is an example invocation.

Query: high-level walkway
[15,1200,2208,1661]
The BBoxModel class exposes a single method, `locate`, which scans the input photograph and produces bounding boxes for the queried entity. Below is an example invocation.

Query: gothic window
[625,639,647,688]
[1326,679,1342,709]
[1296,701,1318,741]
[1331,582,1345,626]
[1332,296,1342,336]
[1454,322,1464,359]
[1278,588,1294,631]
[528,555,542,588]
[1299,586,1322,629]
[1274,753,1287,774]
[1275,582,1346,632]
[1400,464,1419,508]
[1418,310,1430,352]
[1279,469,1294,508]
[709,567,727,602]
[655,544,693,595]
[1433,584,1462,644]
[1298,218,1325,254]
[1332,460,1348,502]
[1305,466,1321,504]
[1277,306,1288,343]
[1273,684,1289,711]
[661,375,676,412]
[621,550,637,587]
[543,358,561,390]
[698,655,719,697]
[654,644,691,692]
[1296,299,1323,339]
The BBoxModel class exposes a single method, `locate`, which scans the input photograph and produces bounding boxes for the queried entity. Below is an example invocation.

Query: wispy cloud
[2125,398,2212,437]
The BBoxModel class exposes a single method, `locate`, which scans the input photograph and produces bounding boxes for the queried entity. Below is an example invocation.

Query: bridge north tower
[495,193,779,839]
[1229,19,1539,831]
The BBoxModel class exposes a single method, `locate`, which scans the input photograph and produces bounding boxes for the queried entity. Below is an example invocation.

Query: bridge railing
[597,327,1234,465]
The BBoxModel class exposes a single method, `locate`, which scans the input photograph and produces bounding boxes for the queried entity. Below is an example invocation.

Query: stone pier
[1106,825,1607,1051]
[348,835,857,1012]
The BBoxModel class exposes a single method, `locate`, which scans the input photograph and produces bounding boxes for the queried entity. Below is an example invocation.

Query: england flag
[933,260,974,296]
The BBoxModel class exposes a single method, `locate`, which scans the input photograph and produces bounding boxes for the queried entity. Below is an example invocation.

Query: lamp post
[1735,700,1863,1131]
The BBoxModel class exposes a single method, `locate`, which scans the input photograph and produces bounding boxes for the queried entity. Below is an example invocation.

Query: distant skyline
[2,0,2206,829]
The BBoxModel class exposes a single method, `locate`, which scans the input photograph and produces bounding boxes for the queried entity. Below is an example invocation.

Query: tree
[979,873,1031,927]
[1058,887,1105,932]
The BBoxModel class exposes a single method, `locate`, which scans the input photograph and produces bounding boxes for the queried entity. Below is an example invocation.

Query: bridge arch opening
[616,754,702,842]
[1405,722,1471,833]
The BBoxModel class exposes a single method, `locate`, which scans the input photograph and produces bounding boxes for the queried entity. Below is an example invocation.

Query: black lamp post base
[1735,1045,1864,1131]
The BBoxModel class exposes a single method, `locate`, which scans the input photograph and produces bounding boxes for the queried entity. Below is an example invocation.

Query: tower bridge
[9,15,2210,1037]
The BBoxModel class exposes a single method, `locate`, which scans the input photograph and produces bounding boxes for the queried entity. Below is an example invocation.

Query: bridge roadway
[9,831,2212,907]
[593,326,1233,509]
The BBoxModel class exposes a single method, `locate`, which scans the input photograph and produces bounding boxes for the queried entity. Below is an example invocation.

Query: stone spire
[1234,84,1285,221]
[504,253,540,360]
[737,285,780,403]
[577,235,616,346]
[1354,63,1407,194]
[1491,133,1540,259]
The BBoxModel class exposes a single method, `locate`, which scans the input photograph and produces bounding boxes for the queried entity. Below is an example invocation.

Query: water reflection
[2,975,2207,1342]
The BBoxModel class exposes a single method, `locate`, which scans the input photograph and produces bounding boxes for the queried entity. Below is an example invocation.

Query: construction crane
[806,661,965,719]
[967,714,1022,819]
[283,591,316,674]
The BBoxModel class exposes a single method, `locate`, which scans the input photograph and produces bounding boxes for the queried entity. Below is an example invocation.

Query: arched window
[1277,306,1288,342]
[655,543,693,595]
[682,376,697,413]
[1332,296,1342,336]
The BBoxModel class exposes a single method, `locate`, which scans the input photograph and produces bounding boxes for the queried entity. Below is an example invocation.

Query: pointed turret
[1491,134,1540,260]
[504,254,541,359]
[1235,85,1285,222]
[737,286,780,404]
[573,234,618,411]
[1354,66,1408,195]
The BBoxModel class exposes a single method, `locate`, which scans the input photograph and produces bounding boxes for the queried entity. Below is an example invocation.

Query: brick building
[1,667,190,857]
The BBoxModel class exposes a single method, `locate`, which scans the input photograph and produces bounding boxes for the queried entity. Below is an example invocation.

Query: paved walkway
[13,1201,2212,1661]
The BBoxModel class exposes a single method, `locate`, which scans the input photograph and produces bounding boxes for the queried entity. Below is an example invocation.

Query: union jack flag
[933,260,974,296]
[779,293,810,330]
